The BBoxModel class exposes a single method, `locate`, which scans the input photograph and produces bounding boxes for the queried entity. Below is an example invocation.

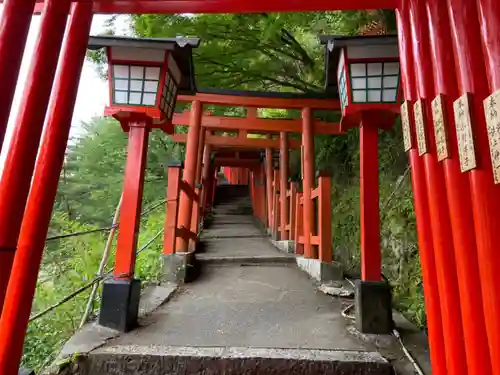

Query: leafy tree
[131,11,390,92]
[24,9,425,371]
[53,116,183,227]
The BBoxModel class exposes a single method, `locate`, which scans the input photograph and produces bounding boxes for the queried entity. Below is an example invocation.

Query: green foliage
[23,209,167,371]
[129,11,388,93]
[25,9,426,371]
[23,116,176,371]
[54,117,179,226]
[316,123,425,328]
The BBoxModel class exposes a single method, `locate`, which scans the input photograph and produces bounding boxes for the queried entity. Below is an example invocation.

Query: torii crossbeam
[23,0,398,14]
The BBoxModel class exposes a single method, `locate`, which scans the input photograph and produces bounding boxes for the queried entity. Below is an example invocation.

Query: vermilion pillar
[448,0,500,370]
[265,148,273,227]
[164,164,182,255]
[279,132,289,240]
[177,100,202,252]
[195,129,206,185]
[409,1,467,374]
[99,120,149,332]
[190,128,206,248]
[0,0,37,149]
[301,107,315,258]
[359,120,380,281]
[396,4,447,375]
[250,170,255,211]
[0,0,71,315]
[477,0,500,91]
[426,0,492,373]
[201,143,212,214]
[259,165,267,223]
[272,168,280,238]
[0,4,92,371]
[113,122,150,279]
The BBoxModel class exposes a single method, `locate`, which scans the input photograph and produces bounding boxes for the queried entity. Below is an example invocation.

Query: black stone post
[355,280,393,334]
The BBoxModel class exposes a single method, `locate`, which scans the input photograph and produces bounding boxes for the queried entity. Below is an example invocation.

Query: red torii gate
[0,0,498,374]
[169,92,339,252]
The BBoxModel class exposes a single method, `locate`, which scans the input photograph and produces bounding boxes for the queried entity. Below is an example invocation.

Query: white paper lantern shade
[111,64,161,107]
[348,61,400,104]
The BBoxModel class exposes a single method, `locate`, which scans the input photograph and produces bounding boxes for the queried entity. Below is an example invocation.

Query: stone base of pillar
[355,280,392,334]
[295,256,343,283]
[99,279,141,332]
[272,240,295,254]
[162,252,196,283]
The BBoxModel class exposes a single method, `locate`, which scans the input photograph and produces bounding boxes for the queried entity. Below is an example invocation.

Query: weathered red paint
[396,4,447,375]
[359,120,380,281]
[0,0,37,149]
[0,3,92,372]
[0,0,71,315]
[301,107,315,258]
[426,0,492,372]
[177,100,202,252]
[409,1,467,373]
[447,0,500,370]
[114,122,150,279]
[279,132,289,240]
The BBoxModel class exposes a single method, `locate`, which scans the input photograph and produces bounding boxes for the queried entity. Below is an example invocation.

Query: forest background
[22,10,422,371]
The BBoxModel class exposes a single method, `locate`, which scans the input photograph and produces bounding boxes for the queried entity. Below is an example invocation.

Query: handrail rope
[29,275,109,322]
[29,228,164,323]
[79,195,122,328]
[45,198,167,242]
[46,226,118,242]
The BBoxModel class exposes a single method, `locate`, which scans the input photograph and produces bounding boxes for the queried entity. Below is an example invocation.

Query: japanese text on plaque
[432,95,450,162]
[401,101,412,152]
[484,90,500,184]
[414,100,427,156]
[453,94,476,172]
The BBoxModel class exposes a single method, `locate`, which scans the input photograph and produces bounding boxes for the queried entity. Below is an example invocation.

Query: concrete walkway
[110,195,365,351]
[65,185,430,374]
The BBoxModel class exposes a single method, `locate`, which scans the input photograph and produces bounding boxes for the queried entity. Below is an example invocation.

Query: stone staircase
[48,185,408,375]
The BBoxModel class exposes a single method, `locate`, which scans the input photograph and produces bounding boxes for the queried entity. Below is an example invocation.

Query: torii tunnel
[0,0,500,374]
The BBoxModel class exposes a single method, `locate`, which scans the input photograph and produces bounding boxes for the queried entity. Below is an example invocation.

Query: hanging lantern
[320,35,401,130]
[88,35,200,132]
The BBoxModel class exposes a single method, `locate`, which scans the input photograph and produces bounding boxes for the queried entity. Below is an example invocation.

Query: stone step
[196,254,296,266]
[84,345,394,375]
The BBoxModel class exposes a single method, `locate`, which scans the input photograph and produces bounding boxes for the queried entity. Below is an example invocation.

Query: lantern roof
[88,35,201,93]
[319,35,398,95]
